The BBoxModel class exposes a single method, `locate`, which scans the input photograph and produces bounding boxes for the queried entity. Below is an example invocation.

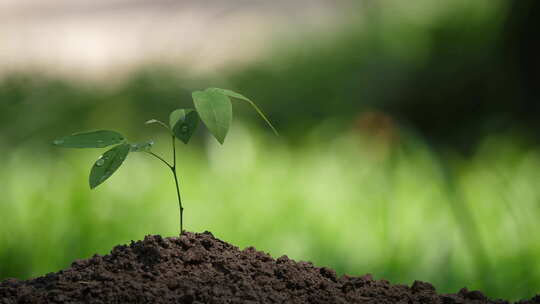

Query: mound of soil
[1,231,538,304]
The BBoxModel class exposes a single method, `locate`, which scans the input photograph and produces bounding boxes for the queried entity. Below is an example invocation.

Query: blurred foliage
[2,0,538,152]
[1,127,540,300]
[1,0,540,301]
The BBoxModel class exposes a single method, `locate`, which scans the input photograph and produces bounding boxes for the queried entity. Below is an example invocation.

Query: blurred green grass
[1,123,539,300]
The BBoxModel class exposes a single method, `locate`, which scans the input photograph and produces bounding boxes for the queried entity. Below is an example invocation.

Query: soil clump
[1,231,539,303]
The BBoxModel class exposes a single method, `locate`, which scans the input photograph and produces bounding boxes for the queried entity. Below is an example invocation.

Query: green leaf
[53,130,125,148]
[169,109,199,144]
[145,119,169,130]
[192,89,232,144]
[129,140,154,152]
[89,144,130,189]
[208,88,278,136]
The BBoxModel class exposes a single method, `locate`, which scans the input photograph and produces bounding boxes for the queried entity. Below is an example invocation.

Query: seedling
[53,88,277,233]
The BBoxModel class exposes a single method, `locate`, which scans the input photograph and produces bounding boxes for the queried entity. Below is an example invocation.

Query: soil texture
[1,231,539,304]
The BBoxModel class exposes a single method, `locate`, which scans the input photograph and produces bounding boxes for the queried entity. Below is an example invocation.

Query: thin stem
[172,166,183,234]
[144,137,184,234]
[145,151,173,169]
[171,135,184,234]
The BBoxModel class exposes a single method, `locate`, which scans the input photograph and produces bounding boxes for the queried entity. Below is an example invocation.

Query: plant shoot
[53,88,277,233]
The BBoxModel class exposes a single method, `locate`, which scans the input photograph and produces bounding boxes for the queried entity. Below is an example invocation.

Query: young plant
[53,88,277,233]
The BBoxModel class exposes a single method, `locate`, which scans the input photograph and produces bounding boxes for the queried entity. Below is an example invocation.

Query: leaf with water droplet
[89,144,130,189]
[53,130,125,148]
[169,109,199,144]
[192,90,232,144]
[96,158,105,166]
[207,88,278,136]
[129,140,154,152]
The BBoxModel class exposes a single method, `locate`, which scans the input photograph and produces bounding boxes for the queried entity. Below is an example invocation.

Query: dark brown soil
[1,231,538,304]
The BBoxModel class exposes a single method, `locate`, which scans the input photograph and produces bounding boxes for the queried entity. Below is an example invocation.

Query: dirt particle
[411,280,436,293]
[460,288,488,301]
[319,267,337,282]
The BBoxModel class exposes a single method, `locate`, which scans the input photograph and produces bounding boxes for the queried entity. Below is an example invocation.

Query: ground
[1,231,539,303]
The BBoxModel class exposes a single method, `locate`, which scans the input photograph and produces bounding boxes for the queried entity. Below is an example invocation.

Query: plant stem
[171,135,184,234]
[144,144,183,234]
[146,151,173,169]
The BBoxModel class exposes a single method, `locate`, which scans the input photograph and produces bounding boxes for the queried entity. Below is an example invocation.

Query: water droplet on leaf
[181,125,188,133]
[53,139,64,145]
[96,159,105,167]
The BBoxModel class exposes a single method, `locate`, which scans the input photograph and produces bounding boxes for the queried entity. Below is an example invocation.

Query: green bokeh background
[1,0,539,301]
